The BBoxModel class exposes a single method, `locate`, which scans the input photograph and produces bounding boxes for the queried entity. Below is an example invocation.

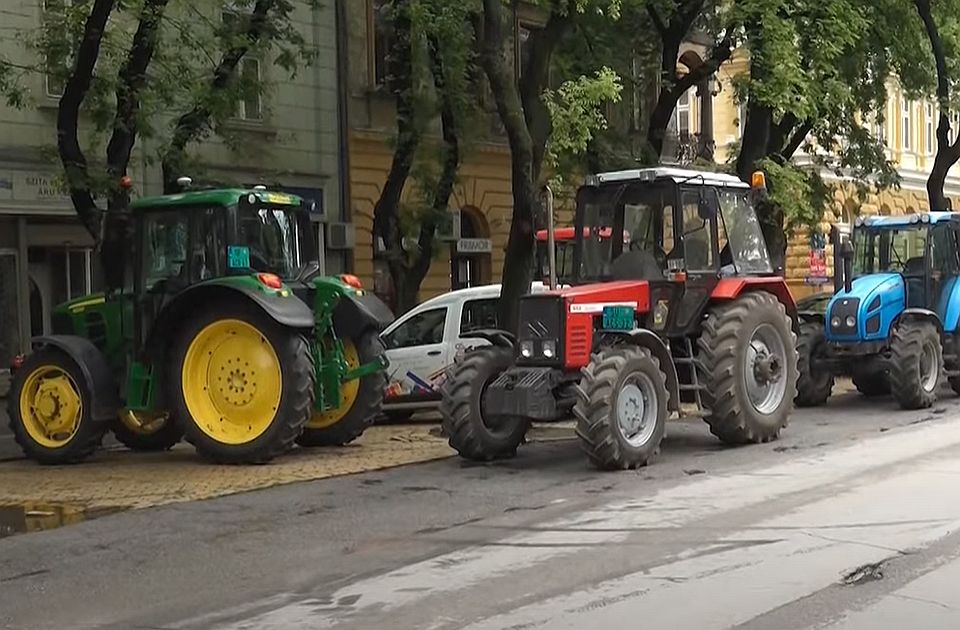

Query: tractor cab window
[930,225,959,273]
[236,204,305,278]
[383,307,447,349]
[854,227,928,276]
[680,190,715,271]
[142,212,189,291]
[717,188,772,274]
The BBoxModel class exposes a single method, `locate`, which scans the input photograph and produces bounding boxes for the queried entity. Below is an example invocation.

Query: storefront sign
[806,232,830,285]
[0,170,72,205]
[456,238,492,254]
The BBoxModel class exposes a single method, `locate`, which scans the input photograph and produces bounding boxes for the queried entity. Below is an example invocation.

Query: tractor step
[670,337,709,414]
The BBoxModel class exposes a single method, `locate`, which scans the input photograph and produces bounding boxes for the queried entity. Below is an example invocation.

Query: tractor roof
[586,167,749,189]
[130,188,303,211]
[857,211,960,228]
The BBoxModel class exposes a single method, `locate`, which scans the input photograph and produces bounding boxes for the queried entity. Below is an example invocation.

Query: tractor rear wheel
[7,349,108,464]
[889,321,941,410]
[297,331,386,447]
[440,346,529,461]
[112,411,184,452]
[574,346,668,471]
[699,292,798,444]
[851,361,890,398]
[795,320,833,407]
[170,302,314,464]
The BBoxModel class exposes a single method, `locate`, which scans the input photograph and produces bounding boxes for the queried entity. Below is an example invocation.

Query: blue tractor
[796,212,960,409]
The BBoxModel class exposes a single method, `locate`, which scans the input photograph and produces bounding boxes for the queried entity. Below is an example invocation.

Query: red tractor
[440,167,799,470]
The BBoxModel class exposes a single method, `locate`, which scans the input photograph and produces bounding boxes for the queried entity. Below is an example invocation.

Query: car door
[381,306,450,403]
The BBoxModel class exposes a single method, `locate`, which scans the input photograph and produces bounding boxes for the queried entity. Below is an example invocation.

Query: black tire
[950,376,960,396]
[698,292,798,444]
[795,320,833,407]
[574,346,668,471]
[888,321,942,410]
[440,346,529,461]
[297,331,386,447]
[169,300,314,464]
[7,349,109,464]
[851,361,890,398]
[111,412,184,452]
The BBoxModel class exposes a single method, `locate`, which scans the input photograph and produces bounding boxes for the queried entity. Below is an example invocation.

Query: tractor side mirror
[698,187,719,220]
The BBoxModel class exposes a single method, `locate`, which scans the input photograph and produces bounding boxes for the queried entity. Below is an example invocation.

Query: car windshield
[578,184,666,281]
[236,204,304,278]
[853,225,928,276]
[718,188,772,274]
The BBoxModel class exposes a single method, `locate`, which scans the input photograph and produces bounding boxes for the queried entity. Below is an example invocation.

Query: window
[142,212,189,290]
[42,0,71,98]
[737,98,748,139]
[901,97,912,151]
[370,0,391,86]
[926,103,935,155]
[931,226,959,273]
[949,112,960,144]
[672,89,692,138]
[460,299,499,335]
[680,190,715,270]
[875,110,886,146]
[383,308,447,349]
[237,57,262,121]
[517,24,538,79]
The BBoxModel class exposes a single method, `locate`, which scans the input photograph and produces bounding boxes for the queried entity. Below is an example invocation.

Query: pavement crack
[801,530,911,556]
[0,568,50,583]
[890,592,957,611]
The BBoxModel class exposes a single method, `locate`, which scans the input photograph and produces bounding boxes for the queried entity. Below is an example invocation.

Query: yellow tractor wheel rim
[182,319,282,445]
[18,366,83,449]
[307,340,361,429]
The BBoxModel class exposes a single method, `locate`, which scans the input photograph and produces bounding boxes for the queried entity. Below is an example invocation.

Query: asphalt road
[3,389,960,630]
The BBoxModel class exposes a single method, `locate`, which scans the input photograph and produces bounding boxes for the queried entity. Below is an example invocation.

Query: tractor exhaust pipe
[840,239,855,294]
[544,185,557,290]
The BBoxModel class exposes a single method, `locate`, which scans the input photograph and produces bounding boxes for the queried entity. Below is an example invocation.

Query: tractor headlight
[542,340,556,359]
[831,316,842,329]
[520,341,534,358]
[921,213,931,223]
[845,315,856,328]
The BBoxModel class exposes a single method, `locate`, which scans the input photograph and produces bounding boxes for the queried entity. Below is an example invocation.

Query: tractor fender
[31,335,119,421]
[895,308,943,334]
[460,329,517,349]
[332,290,396,337]
[711,278,799,332]
[600,329,681,413]
[167,282,314,330]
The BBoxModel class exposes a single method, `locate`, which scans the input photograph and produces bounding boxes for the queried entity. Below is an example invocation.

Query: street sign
[456,238,492,253]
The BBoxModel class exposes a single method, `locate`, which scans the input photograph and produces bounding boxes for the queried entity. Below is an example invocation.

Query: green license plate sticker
[228,245,250,269]
[602,305,635,330]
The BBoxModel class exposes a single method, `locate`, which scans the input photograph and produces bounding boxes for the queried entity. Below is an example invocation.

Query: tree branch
[161,0,276,192]
[105,0,170,204]
[781,120,813,160]
[646,5,667,37]
[57,0,115,240]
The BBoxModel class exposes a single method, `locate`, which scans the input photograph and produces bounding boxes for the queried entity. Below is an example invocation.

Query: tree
[731,0,901,263]
[370,0,477,314]
[908,0,960,210]
[0,0,316,244]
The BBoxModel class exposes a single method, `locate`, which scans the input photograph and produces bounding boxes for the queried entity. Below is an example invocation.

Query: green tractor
[7,184,392,464]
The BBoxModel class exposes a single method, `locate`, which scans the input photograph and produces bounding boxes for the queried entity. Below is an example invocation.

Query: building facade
[0,0,347,377]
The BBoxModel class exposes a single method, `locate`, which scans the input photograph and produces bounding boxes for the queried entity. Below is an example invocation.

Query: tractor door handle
[427,350,442,356]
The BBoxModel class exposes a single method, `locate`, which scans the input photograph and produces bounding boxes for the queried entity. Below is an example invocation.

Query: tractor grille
[517,295,564,365]
[829,297,860,336]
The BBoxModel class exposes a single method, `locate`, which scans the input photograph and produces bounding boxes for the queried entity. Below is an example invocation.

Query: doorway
[450,207,492,290]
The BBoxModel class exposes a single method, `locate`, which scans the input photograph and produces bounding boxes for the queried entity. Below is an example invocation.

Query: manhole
[0,503,124,539]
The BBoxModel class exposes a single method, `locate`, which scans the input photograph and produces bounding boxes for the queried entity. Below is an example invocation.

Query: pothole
[841,561,886,585]
[0,503,125,539]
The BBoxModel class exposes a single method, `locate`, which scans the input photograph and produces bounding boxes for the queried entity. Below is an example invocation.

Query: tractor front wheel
[574,346,668,471]
[297,331,386,447]
[795,320,833,407]
[7,349,108,464]
[699,292,798,444]
[440,346,529,461]
[112,411,184,452]
[889,321,941,410]
[170,302,314,464]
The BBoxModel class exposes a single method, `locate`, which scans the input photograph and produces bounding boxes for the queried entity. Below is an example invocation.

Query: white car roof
[382,282,552,335]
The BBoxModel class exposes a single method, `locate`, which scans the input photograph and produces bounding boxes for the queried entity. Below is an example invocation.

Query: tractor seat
[904,256,925,275]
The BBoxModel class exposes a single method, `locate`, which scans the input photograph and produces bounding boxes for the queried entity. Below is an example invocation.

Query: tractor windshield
[717,188,772,274]
[578,184,667,281]
[853,226,928,276]
[236,204,306,278]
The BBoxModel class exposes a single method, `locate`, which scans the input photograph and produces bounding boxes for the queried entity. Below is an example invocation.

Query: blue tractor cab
[796,211,960,409]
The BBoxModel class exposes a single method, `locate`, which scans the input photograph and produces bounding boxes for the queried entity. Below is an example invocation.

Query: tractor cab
[797,212,960,410]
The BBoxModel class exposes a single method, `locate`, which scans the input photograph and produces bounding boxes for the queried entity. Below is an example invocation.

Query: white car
[380,282,551,420]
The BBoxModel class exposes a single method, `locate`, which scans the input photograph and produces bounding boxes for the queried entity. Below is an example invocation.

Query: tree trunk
[56,0,116,242]
[161,0,276,192]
